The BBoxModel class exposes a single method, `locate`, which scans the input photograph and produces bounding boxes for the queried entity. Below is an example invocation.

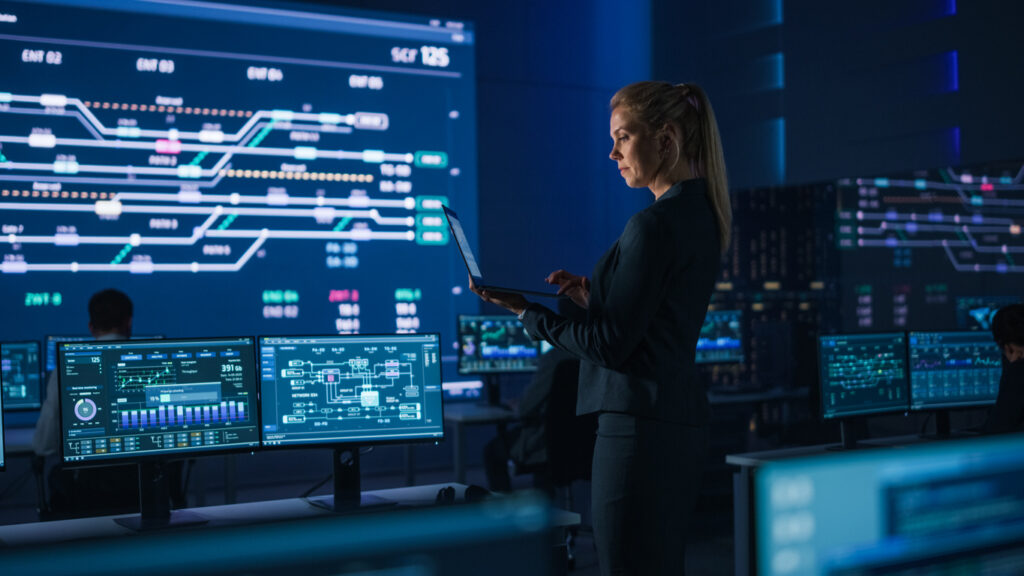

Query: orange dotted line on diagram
[219,169,374,182]
[1,189,112,199]
[83,101,254,117]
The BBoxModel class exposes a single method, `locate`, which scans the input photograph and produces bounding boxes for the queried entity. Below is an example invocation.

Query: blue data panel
[0,0,478,379]
[757,435,1024,576]
[0,370,5,469]
[819,333,908,419]
[457,315,541,374]
[259,333,444,447]
[45,334,162,374]
[58,337,259,464]
[909,331,1001,410]
[1,340,42,410]
[696,309,744,364]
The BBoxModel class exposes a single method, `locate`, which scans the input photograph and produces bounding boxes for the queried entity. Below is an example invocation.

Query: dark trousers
[591,412,708,576]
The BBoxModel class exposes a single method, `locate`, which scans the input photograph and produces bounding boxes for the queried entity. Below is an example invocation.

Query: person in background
[483,299,597,493]
[34,288,135,457]
[33,289,184,518]
[471,81,730,575]
[987,303,1024,434]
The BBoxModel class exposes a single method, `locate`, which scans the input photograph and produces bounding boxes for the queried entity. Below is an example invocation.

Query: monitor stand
[484,373,502,407]
[920,410,978,440]
[308,447,393,513]
[826,418,878,451]
[114,461,207,531]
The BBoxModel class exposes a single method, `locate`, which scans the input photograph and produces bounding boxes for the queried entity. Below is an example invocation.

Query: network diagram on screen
[1,341,41,409]
[835,162,1023,330]
[0,0,478,350]
[260,334,443,446]
[819,333,908,418]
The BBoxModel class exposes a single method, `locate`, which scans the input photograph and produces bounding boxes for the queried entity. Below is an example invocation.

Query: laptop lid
[442,205,563,299]
[442,205,485,285]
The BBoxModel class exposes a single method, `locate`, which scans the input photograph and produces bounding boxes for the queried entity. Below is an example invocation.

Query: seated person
[33,289,185,518]
[986,303,1024,434]
[484,300,597,492]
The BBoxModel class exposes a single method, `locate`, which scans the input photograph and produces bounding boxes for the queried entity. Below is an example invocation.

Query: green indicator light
[24,292,62,307]
[415,227,449,246]
[189,150,210,166]
[415,214,447,229]
[263,290,299,304]
[217,214,238,230]
[111,243,133,265]
[333,217,353,232]
[248,120,276,148]
[395,288,422,302]
[414,151,448,168]
[415,196,448,211]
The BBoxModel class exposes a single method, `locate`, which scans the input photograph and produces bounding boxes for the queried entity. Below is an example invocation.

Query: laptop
[443,205,564,299]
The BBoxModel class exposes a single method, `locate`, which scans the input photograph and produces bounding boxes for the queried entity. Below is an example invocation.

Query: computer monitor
[696,309,744,364]
[0,365,5,471]
[819,332,909,420]
[0,492,552,576]
[259,333,444,510]
[1,341,42,410]
[457,315,541,374]
[57,336,259,528]
[756,433,1024,576]
[442,378,485,401]
[46,334,163,374]
[908,330,1001,410]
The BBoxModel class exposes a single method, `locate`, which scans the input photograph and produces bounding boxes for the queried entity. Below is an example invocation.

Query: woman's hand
[468,275,530,315]
[546,269,590,309]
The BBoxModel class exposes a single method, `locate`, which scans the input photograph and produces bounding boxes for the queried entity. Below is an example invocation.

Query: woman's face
[609,106,661,189]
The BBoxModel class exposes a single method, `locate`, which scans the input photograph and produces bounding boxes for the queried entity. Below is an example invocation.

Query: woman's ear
[659,123,678,154]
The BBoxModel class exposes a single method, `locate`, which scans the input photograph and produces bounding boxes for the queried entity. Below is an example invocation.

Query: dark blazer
[521,178,720,425]
[987,358,1024,434]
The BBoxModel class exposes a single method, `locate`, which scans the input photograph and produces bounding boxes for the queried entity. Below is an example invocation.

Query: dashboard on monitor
[58,337,260,465]
[457,315,541,375]
[696,309,744,364]
[908,330,1001,410]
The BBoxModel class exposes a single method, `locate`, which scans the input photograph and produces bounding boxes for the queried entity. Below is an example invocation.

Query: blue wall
[654,0,1024,188]
[330,0,654,290]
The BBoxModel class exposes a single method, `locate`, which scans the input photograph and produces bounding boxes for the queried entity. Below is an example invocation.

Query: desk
[0,482,580,548]
[727,435,936,576]
[443,403,517,483]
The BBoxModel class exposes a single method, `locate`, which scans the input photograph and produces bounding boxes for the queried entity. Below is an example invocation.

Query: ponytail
[611,81,732,254]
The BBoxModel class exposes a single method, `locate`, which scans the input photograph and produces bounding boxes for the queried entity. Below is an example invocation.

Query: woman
[471,81,730,575]
[987,303,1024,434]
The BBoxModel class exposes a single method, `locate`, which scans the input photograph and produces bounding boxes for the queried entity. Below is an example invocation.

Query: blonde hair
[610,81,732,253]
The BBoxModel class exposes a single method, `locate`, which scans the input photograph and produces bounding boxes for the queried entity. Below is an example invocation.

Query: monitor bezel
[0,344,6,471]
[256,332,446,450]
[1,340,44,411]
[817,331,910,420]
[907,329,1002,411]
[56,335,262,469]
[455,314,541,375]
